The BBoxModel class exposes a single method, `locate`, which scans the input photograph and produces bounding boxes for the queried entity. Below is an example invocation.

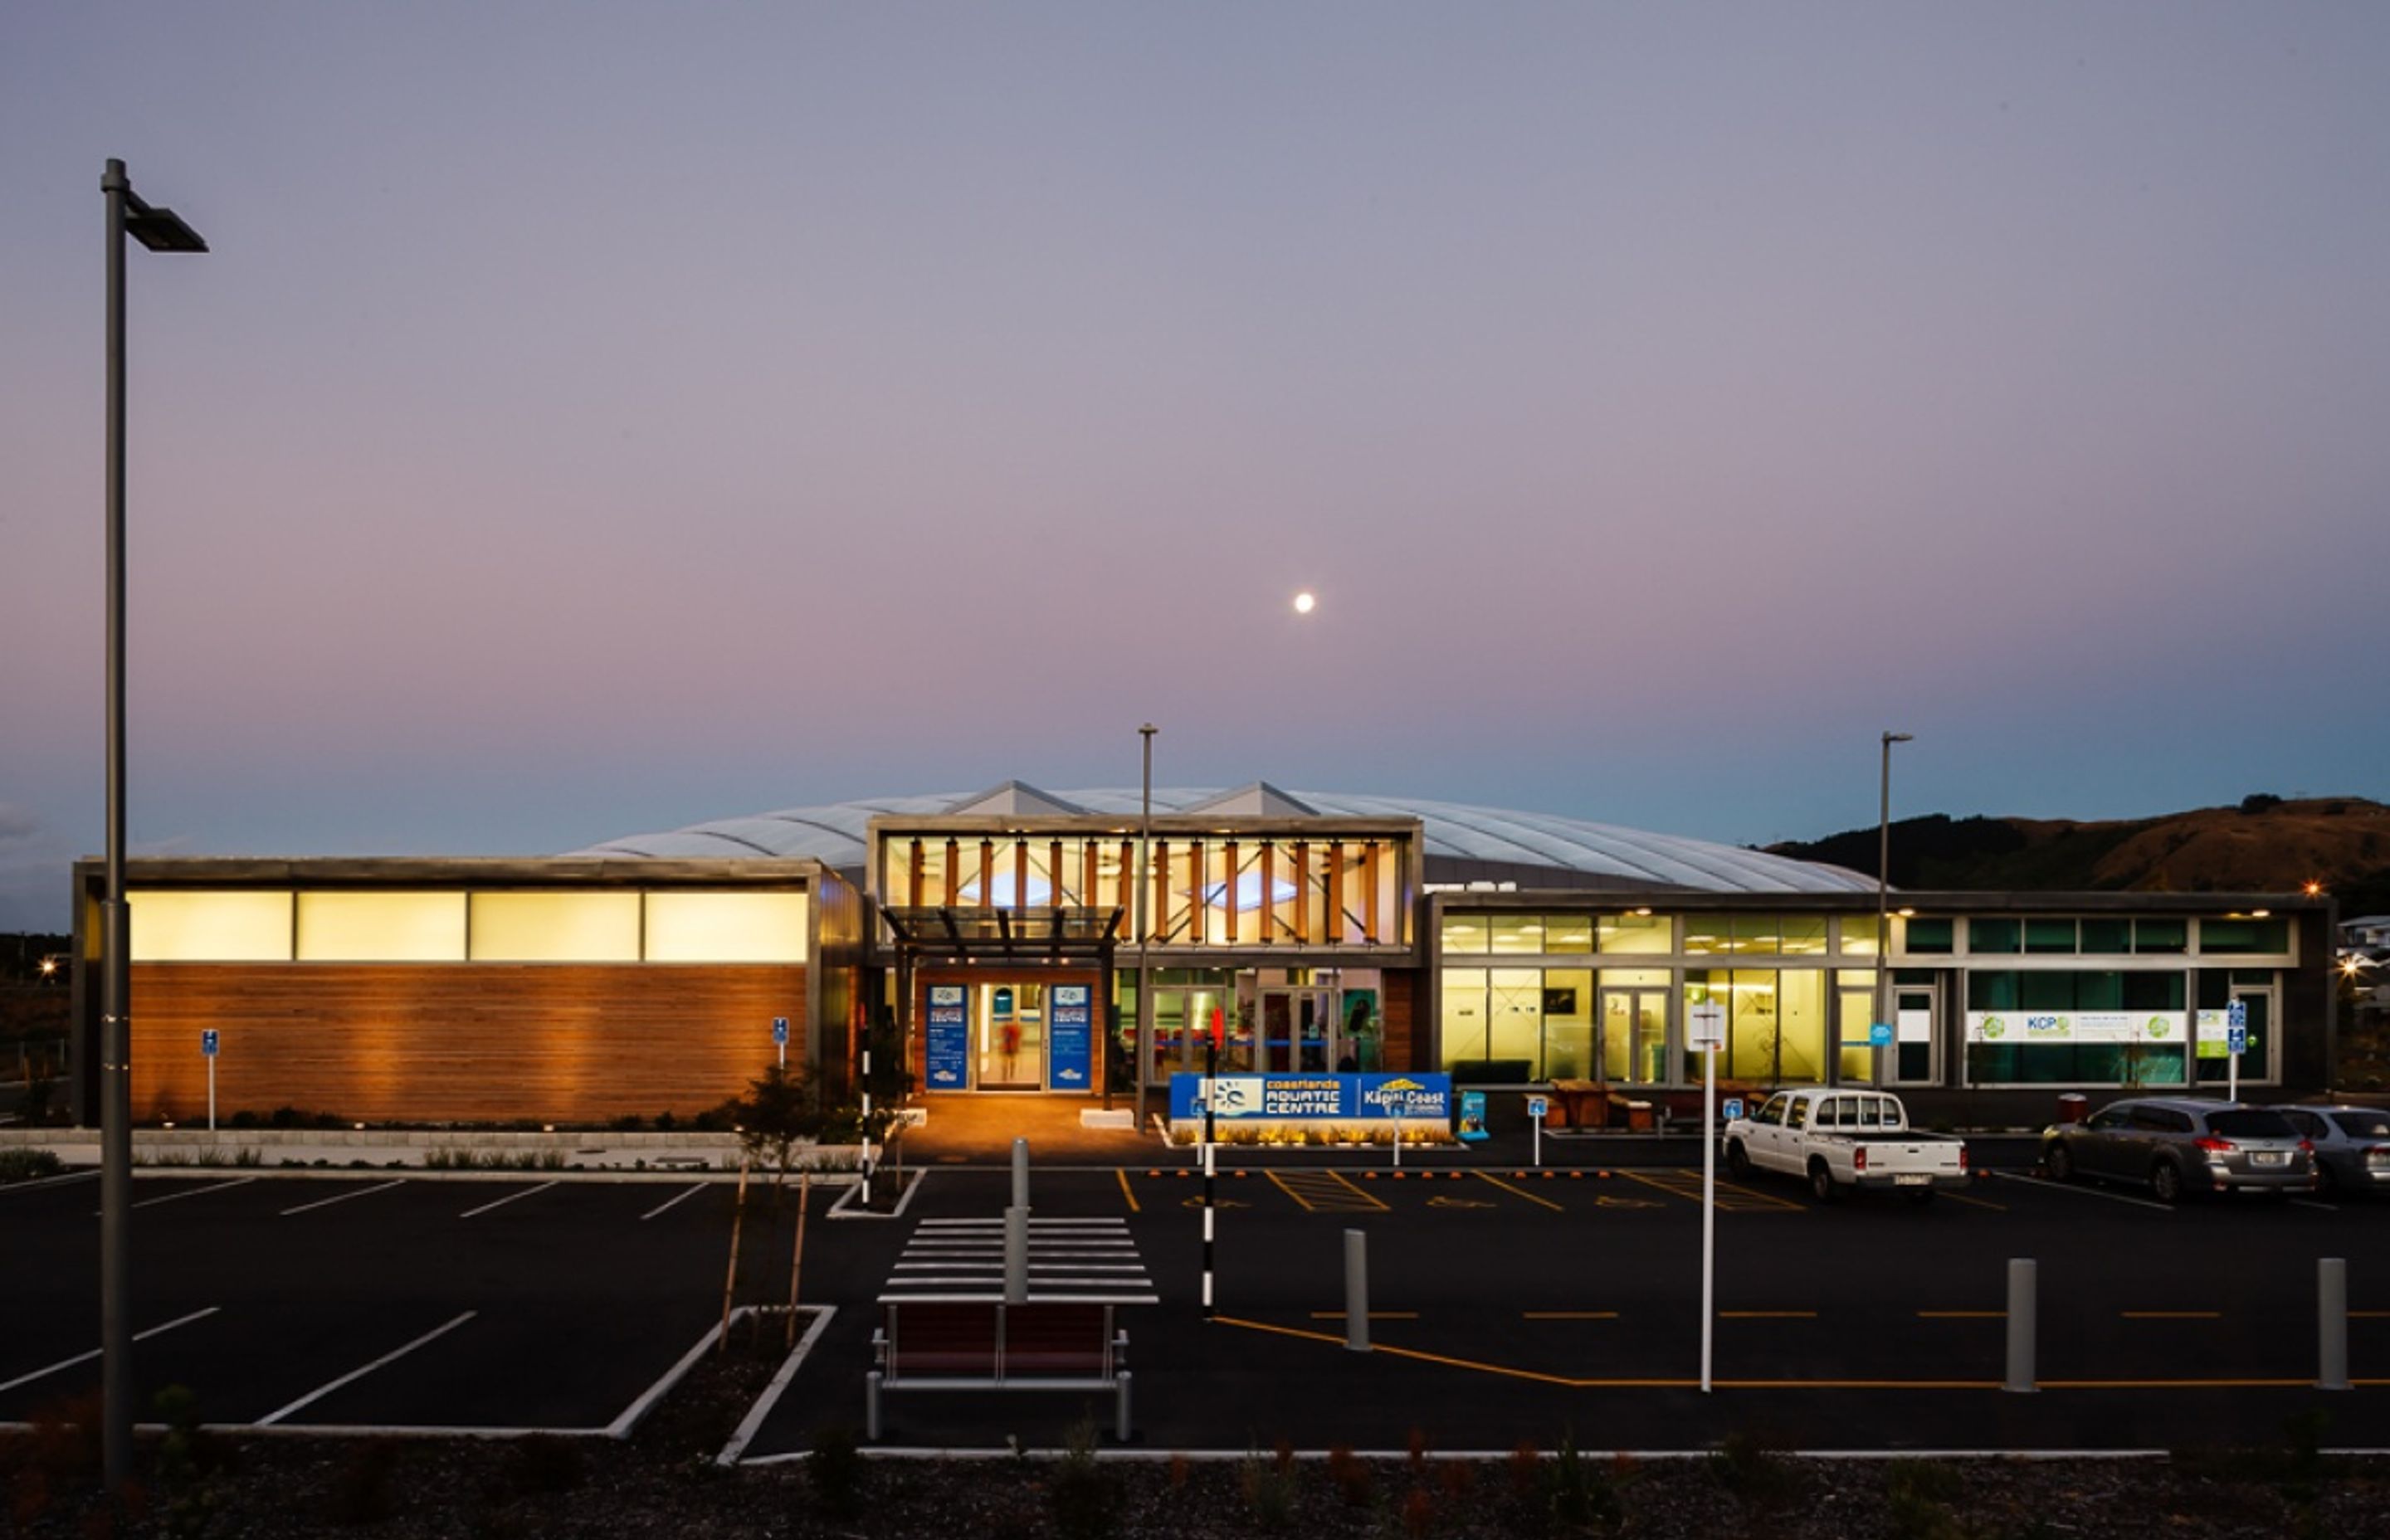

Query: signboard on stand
[1456,1089,1489,1141]
[1049,984,1093,1090]
[925,985,969,1090]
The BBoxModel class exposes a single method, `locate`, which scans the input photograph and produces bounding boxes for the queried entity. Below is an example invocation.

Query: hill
[1768,796,2390,914]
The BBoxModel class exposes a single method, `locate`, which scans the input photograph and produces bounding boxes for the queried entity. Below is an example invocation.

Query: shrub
[1239,1444,1296,1531]
[1710,1428,1800,1509]
[1549,1431,1620,1533]
[1401,1485,1436,1540]
[1508,1440,1541,1499]
[0,1148,64,1183]
[1326,1445,1373,1508]
[1048,1416,1120,1540]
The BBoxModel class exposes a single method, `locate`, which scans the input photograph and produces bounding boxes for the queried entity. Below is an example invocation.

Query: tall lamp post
[101,158,208,1488]
[1134,724,1156,1127]
[1875,731,1913,1087]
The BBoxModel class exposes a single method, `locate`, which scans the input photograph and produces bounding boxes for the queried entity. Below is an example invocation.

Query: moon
[1293,591,1316,615]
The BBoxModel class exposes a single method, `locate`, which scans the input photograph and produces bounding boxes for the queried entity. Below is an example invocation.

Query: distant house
[2340,915,2390,950]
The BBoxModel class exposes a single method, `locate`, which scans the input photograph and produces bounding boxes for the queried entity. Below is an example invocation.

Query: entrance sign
[1049,984,1093,1089]
[1166,1072,1452,1136]
[924,986,970,1090]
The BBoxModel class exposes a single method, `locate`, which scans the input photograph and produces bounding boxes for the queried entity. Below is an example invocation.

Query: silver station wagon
[2274,1104,2390,1197]
[2041,1096,2314,1203]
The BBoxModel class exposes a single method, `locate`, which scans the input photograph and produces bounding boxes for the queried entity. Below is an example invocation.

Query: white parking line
[255,1311,476,1426]
[2292,1199,2339,1213]
[129,1177,258,1211]
[1991,1172,2175,1212]
[459,1181,558,1219]
[0,1307,222,1396]
[640,1182,707,1221]
[280,1180,406,1217]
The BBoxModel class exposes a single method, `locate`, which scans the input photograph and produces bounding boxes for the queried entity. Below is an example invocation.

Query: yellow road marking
[1523,1311,1619,1320]
[1473,1170,1565,1211]
[1267,1168,1388,1213]
[2352,1311,2390,1319]
[1622,1167,1801,1212]
[1720,1310,1817,1319]
[1209,1318,2390,1391]
[2122,1311,2222,1320]
[1941,1190,2007,1211]
[1918,1310,2006,1319]
[1116,1169,1140,1213]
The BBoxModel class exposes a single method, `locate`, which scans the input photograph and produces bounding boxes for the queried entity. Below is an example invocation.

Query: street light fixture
[100,157,207,1489]
[1875,732,1913,1087]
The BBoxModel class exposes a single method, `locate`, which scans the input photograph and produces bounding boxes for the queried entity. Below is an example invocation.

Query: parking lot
[0,1170,857,1434]
[742,1154,2390,1456]
[8,1152,2390,1457]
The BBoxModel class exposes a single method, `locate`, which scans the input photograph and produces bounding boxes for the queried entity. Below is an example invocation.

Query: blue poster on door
[925,986,969,1090]
[1049,984,1093,1090]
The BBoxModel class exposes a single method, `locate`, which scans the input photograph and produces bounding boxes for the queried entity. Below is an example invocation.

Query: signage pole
[1202,1034,1217,1320]
[861,1047,874,1207]
[207,1053,216,1133]
[1532,1104,1543,1170]
[1701,1036,1715,1393]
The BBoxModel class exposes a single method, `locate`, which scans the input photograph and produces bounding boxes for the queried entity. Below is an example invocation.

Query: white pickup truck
[1722,1089,1969,1205]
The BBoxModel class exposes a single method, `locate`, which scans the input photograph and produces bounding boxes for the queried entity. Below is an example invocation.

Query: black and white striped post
[860,1045,874,1207]
[1202,1034,1217,1319]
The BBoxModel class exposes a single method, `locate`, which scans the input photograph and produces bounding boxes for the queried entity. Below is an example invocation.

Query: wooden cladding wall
[129,963,804,1124]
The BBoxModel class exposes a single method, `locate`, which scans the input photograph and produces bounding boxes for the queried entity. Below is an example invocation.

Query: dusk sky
[6,2,2388,929]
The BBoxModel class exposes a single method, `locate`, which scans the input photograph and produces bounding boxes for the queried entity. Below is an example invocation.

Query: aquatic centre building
[71,782,2335,1127]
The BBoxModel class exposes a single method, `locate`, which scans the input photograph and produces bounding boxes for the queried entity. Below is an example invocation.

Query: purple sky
[6,3,2389,928]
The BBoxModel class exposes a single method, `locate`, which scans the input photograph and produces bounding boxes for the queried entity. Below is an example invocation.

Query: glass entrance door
[1259,987,1338,1072]
[1597,989,1666,1083]
[977,983,1045,1089]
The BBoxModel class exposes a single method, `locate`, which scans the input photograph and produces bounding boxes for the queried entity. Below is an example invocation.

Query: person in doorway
[999,1016,1022,1079]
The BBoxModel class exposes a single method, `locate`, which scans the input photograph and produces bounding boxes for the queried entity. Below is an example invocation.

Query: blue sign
[2227,999,2248,1030]
[1721,1098,1745,1121]
[200,1029,218,1058]
[1167,1072,1453,1122]
[2227,1026,2249,1055]
[1869,1021,1894,1047]
[771,1016,788,1045]
[924,986,969,1090]
[1457,1089,1489,1141]
[1526,1095,1549,1119]
[1049,984,1093,1089]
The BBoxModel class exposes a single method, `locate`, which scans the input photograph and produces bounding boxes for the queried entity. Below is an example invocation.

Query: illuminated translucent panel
[1600,913,1671,953]
[129,890,292,962]
[469,892,641,962]
[644,892,808,962]
[296,891,466,961]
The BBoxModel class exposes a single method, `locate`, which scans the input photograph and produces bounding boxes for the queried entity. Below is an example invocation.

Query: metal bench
[866,1299,1132,1441]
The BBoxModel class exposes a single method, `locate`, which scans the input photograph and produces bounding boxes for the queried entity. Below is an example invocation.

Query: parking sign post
[1527,1094,1549,1169]
[201,1029,218,1132]
[2226,1000,2248,1101]
[1689,1001,1727,1393]
[772,1016,788,1070]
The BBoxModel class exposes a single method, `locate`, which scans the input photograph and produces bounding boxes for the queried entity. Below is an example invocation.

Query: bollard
[1344,1228,1370,1352]
[2004,1258,2037,1393]
[1004,1205,1029,1304]
[1012,1136,1031,1213]
[1115,1369,1133,1442]
[866,1371,882,1441]
[2320,1257,2350,1391]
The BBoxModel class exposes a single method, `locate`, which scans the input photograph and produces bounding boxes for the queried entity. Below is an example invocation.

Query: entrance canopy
[880,904,1122,963]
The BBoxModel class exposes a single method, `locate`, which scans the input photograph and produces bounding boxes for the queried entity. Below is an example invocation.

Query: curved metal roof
[571,788,1874,894]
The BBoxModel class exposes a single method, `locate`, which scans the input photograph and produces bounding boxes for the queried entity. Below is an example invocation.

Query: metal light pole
[1134,724,1156,1128]
[100,158,209,1488]
[1875,732,1913,1087]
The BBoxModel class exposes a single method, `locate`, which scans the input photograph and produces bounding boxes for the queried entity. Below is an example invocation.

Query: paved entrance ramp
[897,1093,1155,1164]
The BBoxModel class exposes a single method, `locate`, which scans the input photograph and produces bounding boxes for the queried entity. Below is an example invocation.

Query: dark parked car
[2274,1104,2390,1197]
[2041,1097,2314,1203]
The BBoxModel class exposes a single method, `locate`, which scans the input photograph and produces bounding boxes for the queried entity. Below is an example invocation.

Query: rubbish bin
[2056,1092,2089,1126]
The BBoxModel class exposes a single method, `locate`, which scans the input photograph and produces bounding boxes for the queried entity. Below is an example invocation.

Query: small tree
[723,1061,825,1183]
